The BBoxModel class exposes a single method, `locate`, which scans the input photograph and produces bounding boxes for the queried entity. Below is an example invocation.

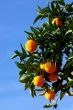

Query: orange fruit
[52,18,62,27]
[33,76,44,87]
[49,73,58,82]
[44,61,56,74]
[44,62,51,73]
[45,90,56,100]
[40,63,45,71]
[25,39,37,52]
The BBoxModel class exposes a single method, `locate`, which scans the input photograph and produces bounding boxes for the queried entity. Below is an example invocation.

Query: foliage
[12,0,73,109]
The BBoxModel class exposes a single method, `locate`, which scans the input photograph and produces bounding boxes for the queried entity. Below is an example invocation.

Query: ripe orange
[52,18,62,27]
[40,63,45,71]
[25,39,37,52]
[45,90,56,100]
[44,61,56,74]
[49,73,58,82]
[33,76,44,87]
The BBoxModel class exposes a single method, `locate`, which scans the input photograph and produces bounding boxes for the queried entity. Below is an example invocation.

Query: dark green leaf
[66,80,73,88]
[11,53,18,59]
[24,83,29,90]
[19,75,30,83]
[30,84,36,98]
[19,70,25,78]
[15,50,21,56]
[15,62,25,69]
[58,0,65,5]
[33,15,42,24]
[30,26,39,35]
[60,92,65,100]
[24,31,33,37]
[44,103,57,108]
[20,43,26,54]
[64,60,73,70]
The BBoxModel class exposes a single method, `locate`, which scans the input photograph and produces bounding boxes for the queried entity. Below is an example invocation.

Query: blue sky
[0,0,73,110]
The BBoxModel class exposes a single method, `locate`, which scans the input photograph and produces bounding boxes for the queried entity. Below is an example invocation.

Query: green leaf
[44,103,57,109]
[58,0,65,5]
[60,92,65,100]
[11,53,18,59]
[15,50,21,56]
[19,75,30,83]
[19,70,25,78]
[24,31,33,37]
[33,6,51,24]
[64,60,73,70]
[20,43,25,54]
[24,83,29,90]
[30,84,36,98]
[15,62,25,69]
[33,15,42,24]
[71,71,73,75]
[30,26,39,36]
[38,92,45,96]
[12,50,23,60]
[35,88,45,91]
[20,43,28,60]
[68,56,73,60]
[65,29,73,35]
[66,80,73,88]
[39,6,51,13]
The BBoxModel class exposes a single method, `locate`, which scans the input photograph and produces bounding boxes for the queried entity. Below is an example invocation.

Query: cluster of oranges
[32,61,58,100]
[25,17,62,101]
[40,61,58,81]
[32,75,56,100]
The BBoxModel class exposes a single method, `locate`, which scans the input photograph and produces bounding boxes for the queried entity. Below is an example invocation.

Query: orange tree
[12,0,73,109]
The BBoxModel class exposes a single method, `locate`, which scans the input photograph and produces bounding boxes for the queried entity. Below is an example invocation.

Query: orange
[45,90,56,100]
[33,76,44,87]
[49,73,58,82]
[40,63,45,71]
[25,39,37,52]
[52,18,62,27]
[44,61,56,74]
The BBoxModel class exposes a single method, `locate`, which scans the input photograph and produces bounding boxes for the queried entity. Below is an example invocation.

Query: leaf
[24,83,29,90]
[35,88,45,91]
[60,92,65,100]
[38,92,45,96]
[33,6,51,24]
[33,15,42,24]
[44,103,57,109]
[19,75,30,83]
[65,29,73,35]
[66,80,73,89]
[15,50,21,56]
[30,26,39,35]
[24,31,33,37]
[68,56,73,60]
[58,0,65,5]
[63,60,73,70]
[15,62,25,69]
[20,43,25,53]
[71,71,73,75]
[11,53,18,59]
[19,70,25,78]
[39,6,51,13]
[30,84,36,98]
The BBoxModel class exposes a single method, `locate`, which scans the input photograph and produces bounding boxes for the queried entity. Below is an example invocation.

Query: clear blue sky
[0,0,73,110]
